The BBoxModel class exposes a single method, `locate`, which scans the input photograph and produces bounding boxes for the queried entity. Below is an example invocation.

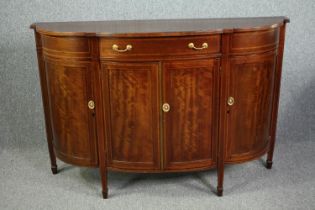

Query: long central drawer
[100,35,221,59]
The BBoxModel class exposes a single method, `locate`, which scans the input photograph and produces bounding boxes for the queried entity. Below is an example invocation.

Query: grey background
[0,0,314,209]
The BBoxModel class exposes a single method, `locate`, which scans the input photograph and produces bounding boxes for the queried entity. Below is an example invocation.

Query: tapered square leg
[51,165,58,174]
[217,158,224,197]
[102,188,108,199]
[47,139,57,175]
[266,135,275,170]
[266,137,275,170]
[217,187,223,196]
[266,160,273,169]
[99,166,108,199]
[266,24,288,171]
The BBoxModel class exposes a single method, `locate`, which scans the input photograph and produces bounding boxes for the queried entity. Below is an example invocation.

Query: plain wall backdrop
[0,1,315,209]
[0,1,314,165]
[1,0,314,161]
[1,0,314,150]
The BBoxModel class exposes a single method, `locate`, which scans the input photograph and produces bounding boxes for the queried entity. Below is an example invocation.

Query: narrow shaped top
[31,16,289,37]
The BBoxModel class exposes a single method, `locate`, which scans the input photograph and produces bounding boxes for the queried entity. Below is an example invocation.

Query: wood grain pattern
[31,16,289,37]
[41,35,90,52]
[267,23,288,169]
[33,31,58,174]
[225,51,277,163]
[217,33,231,196]
[231,28,279,54]
[163,59,219,170]
[101,62,160,170]
[31,17,289,198]
[45,61,98,166]
[100,35,220,60]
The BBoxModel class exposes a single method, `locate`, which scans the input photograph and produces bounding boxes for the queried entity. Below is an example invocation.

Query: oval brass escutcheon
[88,100,95,110]
[162,103,170,112]
[227,97,235,106]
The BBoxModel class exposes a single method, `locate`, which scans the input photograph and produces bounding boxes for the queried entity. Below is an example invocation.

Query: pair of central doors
[101,58,219,171]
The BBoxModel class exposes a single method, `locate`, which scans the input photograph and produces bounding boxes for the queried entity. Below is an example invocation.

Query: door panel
[225,51,277,162]
[163,59,219,170]
[102,62,160,170]
[45,61,98,166]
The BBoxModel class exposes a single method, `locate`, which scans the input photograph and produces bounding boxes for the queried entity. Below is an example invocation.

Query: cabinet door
[225,51,276,162]
[162,59,219,170]
[102,62,160,170]
[45,61,98,166]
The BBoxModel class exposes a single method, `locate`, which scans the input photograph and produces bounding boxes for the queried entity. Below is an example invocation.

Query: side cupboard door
[224,51,277,162]
[101,62,160,170]
[44,61,98,166]
[162,59,220,170]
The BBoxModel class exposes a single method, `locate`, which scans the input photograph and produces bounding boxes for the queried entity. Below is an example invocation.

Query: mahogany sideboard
[31,16,289,198]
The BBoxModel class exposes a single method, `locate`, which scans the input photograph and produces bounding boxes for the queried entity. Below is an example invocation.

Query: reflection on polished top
[31,16,289,37]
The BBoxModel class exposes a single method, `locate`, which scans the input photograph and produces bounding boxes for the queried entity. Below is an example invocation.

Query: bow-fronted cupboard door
[42,36,98,167]
[162,59,220,170]
[101,62,161,171]
[224,51,277,163]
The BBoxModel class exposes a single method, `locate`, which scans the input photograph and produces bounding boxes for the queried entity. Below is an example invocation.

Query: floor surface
[0,136,314,210]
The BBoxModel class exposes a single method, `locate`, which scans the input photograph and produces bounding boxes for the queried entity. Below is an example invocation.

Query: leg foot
[51,166,58,174]
[102,188,108,199]
[266,160,273,169]
[217,187,223,197]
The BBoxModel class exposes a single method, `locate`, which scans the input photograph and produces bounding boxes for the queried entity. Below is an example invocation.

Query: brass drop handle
[162,103,170,112]
[188,42,208,50]
[227,97,235,106]
[112,44,132,52]
[88,100,95,110]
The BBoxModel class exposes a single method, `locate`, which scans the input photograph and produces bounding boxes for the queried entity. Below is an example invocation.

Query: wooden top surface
[31,16,289,37]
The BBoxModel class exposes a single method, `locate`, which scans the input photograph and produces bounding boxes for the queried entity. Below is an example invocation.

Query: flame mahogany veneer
[31,16,289,198]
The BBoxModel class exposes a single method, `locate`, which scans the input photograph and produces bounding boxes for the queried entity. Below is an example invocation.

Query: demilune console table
[31,16,289,198]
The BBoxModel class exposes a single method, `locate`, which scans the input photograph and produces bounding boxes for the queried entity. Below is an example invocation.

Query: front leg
[99,165,108,199]
[217,165,224,196]
[47,138,57,174]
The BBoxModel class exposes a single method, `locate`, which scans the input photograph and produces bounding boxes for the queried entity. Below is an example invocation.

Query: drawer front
[41,35,91,59]
[231,28,279,54]
[100,35,221,59]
